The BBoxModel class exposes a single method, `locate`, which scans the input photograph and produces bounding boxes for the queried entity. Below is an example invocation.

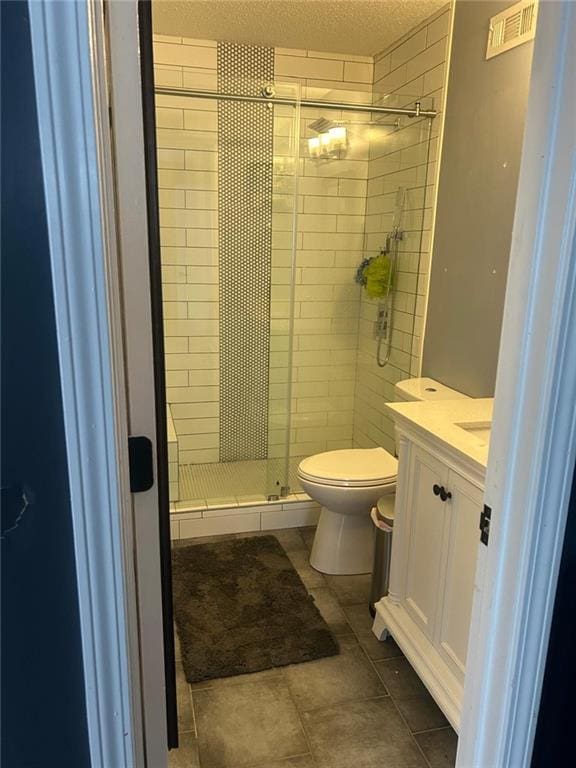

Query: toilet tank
[392,377,469,455]
[394,377,470,403]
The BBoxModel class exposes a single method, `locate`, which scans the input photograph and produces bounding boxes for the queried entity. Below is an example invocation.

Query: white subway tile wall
[153,4,451,509]
[353,4,451,454]
[167,405,179,500]
[271,40,373,459]
[154,36,374,473]
[155,38,220,467]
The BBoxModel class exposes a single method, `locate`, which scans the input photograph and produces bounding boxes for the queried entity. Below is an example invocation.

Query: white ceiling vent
[486,0,538,60]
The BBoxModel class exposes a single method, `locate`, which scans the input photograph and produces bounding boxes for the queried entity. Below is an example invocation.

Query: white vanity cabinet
[373,428,485,732]
[436,468,483,682]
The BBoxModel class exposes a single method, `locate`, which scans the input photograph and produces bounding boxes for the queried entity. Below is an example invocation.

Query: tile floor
[169,527,458,768]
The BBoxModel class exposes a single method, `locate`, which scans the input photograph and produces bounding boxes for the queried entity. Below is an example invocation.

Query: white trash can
[369,495,395,616]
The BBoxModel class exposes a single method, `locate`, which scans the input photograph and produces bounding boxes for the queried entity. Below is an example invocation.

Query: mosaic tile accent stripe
[218,42,274,462]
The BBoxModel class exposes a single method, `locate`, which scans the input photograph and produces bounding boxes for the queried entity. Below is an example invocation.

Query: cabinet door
[436,471,483,683]
[402,445,449,640]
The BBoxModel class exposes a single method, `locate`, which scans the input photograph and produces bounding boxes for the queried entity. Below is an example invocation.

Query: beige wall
[422,0,534,397]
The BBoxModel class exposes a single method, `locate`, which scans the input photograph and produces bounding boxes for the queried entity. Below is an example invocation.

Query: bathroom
[5,0,573,763]
[151,0,535,766]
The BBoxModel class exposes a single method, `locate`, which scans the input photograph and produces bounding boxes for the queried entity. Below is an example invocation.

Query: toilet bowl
[298,448,397,575]
[299,377,471,576]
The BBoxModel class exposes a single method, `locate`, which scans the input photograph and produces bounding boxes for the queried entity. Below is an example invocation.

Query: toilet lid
[298,448,398,487]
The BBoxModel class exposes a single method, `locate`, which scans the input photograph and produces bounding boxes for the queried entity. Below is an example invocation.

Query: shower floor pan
[178,455,305,508]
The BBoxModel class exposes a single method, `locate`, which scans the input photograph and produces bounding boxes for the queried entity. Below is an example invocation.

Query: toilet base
[310,506,375,575]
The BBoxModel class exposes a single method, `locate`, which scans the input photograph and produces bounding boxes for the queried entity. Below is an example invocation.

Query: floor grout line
[367,651,435,768]
[187,682,198,739]
[236,750,314,768]
[341,600,436,768]
[297,691,391,716]
[384,695,435,768]
[301,546,433,764]
[412,723,456,735]
[283,672,321,768]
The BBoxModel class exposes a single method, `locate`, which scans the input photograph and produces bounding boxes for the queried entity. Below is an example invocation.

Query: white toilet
[298,377,469,575]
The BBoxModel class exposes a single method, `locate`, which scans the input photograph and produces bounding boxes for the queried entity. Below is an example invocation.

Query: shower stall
[154,39,434,511]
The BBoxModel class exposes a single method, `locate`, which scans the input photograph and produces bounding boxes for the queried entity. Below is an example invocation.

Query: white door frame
[458,1,576,765]
[27,0,576,766]
[28,1,166,766]
[104,2,169,763]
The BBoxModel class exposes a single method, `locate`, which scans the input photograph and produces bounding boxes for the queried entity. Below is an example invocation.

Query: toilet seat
[298,447,397,488]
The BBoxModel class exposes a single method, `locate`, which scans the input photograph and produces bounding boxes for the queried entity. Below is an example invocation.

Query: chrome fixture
[375,191,406,368]
[154,86,438,119]
[309,117,337,133]
[308,119,348,160]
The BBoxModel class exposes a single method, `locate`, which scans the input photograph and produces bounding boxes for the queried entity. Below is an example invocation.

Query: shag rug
[171,535,339,683]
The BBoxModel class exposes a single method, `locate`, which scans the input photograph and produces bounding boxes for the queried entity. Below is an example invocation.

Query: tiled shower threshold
[170,456,320,540]
[170,489,321,541]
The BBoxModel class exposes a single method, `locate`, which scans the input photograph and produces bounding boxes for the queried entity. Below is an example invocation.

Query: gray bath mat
[172,535,339,683]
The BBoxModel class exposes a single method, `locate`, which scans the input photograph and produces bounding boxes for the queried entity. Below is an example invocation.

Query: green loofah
[363,253,393,298]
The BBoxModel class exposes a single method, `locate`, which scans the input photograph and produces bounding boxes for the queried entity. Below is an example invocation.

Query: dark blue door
[1,2,91,766]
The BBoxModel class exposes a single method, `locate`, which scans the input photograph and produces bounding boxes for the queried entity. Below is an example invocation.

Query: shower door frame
[27,1,576,767]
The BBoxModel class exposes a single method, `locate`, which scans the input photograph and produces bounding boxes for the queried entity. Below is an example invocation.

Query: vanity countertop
[384,398,494,471]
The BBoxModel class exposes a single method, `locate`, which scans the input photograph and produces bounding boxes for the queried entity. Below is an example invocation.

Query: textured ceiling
[152,0,448,57]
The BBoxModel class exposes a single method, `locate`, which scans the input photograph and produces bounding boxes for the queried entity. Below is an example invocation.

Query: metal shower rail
[154,86,437,119]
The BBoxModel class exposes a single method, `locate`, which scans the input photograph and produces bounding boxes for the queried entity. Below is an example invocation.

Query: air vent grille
[486,0,538,59]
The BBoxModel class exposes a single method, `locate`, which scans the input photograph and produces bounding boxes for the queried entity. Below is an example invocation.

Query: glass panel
[157,75,434,505]
[288,85,434,467]
[284,84,376,480]
[268,83,301,499]
[358,90,434,453]
[156,81,300,507]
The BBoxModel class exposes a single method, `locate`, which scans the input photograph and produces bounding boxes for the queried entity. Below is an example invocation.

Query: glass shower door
[266,82,301,499]
[156,79,300,506]
[284,82,435,464]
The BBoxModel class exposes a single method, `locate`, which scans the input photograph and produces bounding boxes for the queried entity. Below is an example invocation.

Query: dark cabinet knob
[440,487,452,502]
[433,484,452,501]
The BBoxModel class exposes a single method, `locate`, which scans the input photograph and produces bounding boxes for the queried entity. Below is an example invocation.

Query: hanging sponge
[363,253,392,299]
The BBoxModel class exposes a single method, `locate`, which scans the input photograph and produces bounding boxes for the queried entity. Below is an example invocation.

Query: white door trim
[27,1,143,766]
[104,2,169,766]
[458,2,576,766]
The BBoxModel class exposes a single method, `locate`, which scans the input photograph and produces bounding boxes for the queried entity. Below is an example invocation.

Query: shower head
[309,116,400,132]
[308,117,339,133]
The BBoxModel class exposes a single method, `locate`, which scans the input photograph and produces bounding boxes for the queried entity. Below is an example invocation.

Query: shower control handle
[433,484,441,497]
